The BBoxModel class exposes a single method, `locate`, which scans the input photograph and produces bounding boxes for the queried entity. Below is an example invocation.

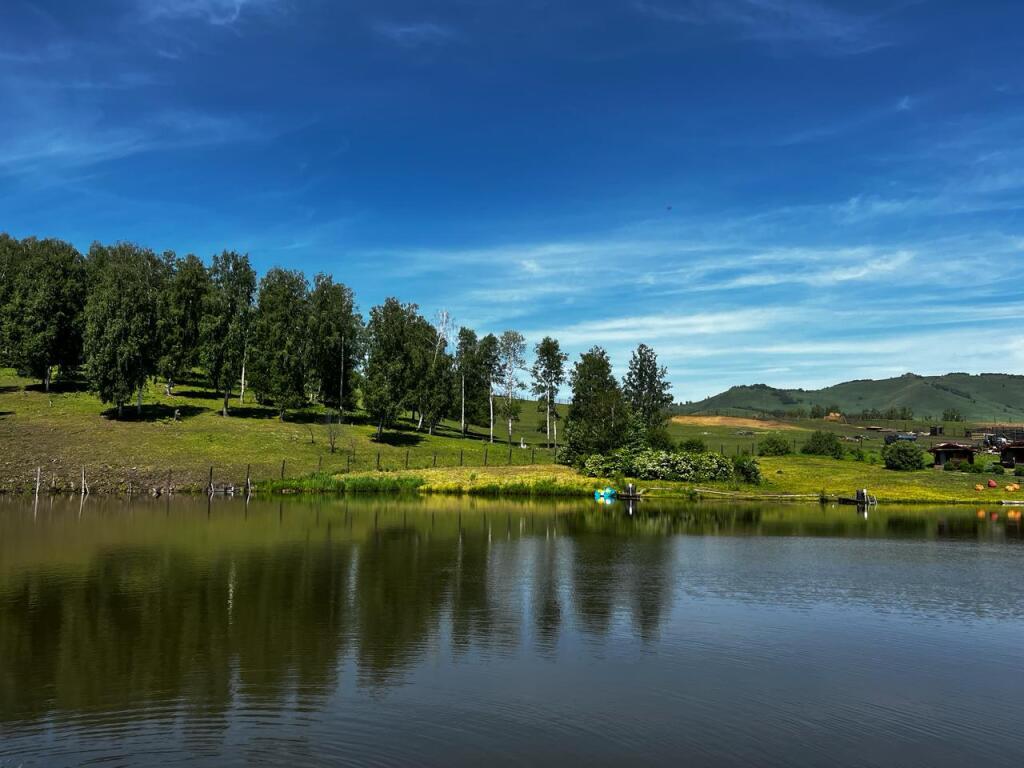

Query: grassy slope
[0,368,558,493]
[676,372,1024,422]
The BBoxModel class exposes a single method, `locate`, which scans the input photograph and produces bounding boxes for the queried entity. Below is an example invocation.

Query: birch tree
[530,336,567,448]
[496,330,526,446]
[200,251,256,417]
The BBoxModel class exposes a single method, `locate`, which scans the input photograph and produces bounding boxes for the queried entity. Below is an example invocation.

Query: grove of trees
[0,232,677,460]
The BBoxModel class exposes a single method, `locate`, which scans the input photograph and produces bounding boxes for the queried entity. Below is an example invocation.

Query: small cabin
[929,425,944,436]
[1000,442,1024,468]
[929,442,975,467]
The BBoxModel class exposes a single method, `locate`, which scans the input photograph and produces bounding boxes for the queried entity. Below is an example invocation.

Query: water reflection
[1,496,1022,765]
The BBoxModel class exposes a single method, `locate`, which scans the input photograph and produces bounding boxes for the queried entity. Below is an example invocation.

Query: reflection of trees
[0,499,726,726]
[0,543,355,726]
[354,527,457,687]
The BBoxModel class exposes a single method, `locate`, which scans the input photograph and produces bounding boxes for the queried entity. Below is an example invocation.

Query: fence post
[484,447,488,466]
[531,448,535,464]
[280,460,285,479]
[508,446,513,465]
[460,449,463,466]
[405,450,409,469]
[433,453,437,467]
[376,451,380,471]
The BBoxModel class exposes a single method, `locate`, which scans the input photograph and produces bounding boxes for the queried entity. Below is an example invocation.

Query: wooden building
[929,442,975,467]
[1000,442,1024,468]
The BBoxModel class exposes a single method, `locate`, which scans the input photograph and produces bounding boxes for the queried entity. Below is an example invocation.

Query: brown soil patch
[671,415,803,431]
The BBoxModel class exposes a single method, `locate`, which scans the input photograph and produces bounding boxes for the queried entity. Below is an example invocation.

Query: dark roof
[928,442,974,452]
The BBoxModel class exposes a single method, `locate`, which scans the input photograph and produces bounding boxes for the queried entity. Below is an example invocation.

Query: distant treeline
[0,233,674,458]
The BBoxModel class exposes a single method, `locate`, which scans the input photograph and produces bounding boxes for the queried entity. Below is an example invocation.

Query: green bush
[992,463,1005,475]
[580,449,733,482]
[732,455,762,484]
[758,434,791,456]
[801,430,845,460]
[679,437,707,453]
[881,441,926,471]
[1015,467,1024,478]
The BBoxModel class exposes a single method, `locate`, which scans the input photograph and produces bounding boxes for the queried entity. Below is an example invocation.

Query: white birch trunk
[489,392,494,443]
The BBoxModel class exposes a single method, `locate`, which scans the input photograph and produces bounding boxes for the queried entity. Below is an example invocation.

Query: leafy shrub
[732,455,762,484]
[1015,467,1024,478]
[679,437,708,453]
[943,459,964,472]
[801,430,845,459]
[580,449,733,482]
[758,434,791,456]
[992,463,1005,475]
[881,441,926,471]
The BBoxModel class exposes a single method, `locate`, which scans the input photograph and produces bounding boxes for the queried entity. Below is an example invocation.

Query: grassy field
[0,368,559,493]
[3,367,1020,504]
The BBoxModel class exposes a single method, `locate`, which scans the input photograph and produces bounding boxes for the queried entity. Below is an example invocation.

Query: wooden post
[281,460,286,479]
[460,449,463,466]
[245,464,251,496]
[346,453,351,472]
[167,469,172,495]
[484,447,488,466]
[508,446,512,465]
[318,455,323,472]
[376,451,380,470]
[35,467,41,500]
[405,450,409,469]
[531,448,535,465]
[208,466,214,497]
[433,452,437,467]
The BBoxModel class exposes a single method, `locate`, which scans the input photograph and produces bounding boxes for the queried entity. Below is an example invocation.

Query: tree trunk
[239,360,246,405]
[460,374,465,436]
[137,385,143,416]
[117,402,123,419]
[554,419,558,450]
[546,390,551,448]
[377,418,383,439]
[338,335,345,421]
[508,416,513,446]
[222,389,230,417]
[489,393,494,443]
[417,413,424,431]
[44,366,50,393]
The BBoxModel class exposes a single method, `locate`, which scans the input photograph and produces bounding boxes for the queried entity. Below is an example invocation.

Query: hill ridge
[675,372,1024,421]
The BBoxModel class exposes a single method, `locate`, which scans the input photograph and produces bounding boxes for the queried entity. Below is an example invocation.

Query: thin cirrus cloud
[633,0,891,54]
[136,0,284,26]
[372,21,456,47]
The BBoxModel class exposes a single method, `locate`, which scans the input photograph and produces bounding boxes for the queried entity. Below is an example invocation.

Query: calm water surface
[1,495,1022,766]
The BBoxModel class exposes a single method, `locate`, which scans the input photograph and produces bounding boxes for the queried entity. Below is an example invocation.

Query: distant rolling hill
[674,373,1024,422]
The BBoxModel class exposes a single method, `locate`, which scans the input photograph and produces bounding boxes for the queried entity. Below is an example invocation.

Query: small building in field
[929,425,944,436]
[1000,442,1024,468]
[929,442,975,467]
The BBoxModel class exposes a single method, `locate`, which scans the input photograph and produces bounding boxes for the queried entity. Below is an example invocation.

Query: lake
[1,495,1022,766]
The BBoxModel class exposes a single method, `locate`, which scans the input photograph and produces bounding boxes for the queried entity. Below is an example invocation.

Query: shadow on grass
[224,406,279,420]
[101,404,208,422]
[0,386,20,394]
[0,410,12,419]
[372,430,425,447]
[24,379,90,394]
[175,389,224,401]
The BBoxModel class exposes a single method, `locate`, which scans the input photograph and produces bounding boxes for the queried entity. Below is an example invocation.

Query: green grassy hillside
[676,373,1024,422]
[0,368,559,494]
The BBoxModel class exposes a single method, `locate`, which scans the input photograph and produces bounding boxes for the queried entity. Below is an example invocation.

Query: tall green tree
[249,268,310,419]
[2,237,86,390]
[563,346,627,461]
[454,327,478,436]
[530,336,567,448]
[307,273,361,415]
[157,253,210,393]
[200,251,256,417]
[363,298,421,438]
[414,311,454,435]
[0,234,21,365]
[622,343,673,447]
[83,243,161,417]
[477,333,499,442]
[496,330,526,446]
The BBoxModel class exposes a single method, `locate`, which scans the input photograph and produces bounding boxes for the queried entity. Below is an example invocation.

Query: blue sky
[2,0,1023,401]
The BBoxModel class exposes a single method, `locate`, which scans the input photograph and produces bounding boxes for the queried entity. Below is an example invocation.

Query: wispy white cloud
[372,21,455,47]
[634,0,891,55]
[137,0,285,27]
